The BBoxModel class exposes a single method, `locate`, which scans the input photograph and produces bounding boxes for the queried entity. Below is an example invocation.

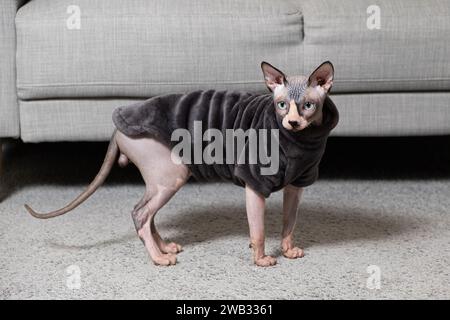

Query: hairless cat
[25,62,338,267]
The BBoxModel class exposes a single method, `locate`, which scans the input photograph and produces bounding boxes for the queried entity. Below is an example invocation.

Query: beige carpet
[1,137,449,299]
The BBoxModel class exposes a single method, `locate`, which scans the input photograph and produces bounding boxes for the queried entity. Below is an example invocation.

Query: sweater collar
[275,96,339,144]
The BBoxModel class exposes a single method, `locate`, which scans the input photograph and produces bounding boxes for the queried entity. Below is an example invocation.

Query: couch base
[18,92,450,142]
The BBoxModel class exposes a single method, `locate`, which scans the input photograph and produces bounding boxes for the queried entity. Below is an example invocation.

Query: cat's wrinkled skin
[262,61,333,132]
[25,61,334,267]
[116,132,188,265]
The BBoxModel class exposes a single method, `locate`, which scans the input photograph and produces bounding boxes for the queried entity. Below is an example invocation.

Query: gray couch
[1,0,450,147]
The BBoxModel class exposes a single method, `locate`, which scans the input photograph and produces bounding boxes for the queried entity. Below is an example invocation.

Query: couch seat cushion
[16,0,303,100]
[301,0,450,92]
[15,0,450,100]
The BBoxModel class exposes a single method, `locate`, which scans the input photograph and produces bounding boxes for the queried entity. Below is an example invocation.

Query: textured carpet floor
[1,137,449,299]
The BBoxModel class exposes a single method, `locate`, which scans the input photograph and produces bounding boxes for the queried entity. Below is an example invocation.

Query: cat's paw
[283,247,304,259]
[152,253,177,266]
[163,242,183,254]
[254,255,277,267]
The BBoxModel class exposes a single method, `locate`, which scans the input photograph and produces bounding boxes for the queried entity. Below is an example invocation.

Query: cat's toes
[254,255,277,267]
[283,247,304,259]
[152,253,177,266]
[164,242,183,254]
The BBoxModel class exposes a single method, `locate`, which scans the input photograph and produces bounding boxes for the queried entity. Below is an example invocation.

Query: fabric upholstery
[7,0,450,141]
[15,0,450,101]
[0,0,28,137]
[332,93,450,136]
[300,0,450,93]
[19,93,450,142]
[16,0,302,100]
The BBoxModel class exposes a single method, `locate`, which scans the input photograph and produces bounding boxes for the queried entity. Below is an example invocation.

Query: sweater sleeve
[233,139,285,198]
[234,164,279,198]
[289,162,319,188]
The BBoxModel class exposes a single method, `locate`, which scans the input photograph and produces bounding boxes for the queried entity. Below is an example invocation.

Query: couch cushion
[15,0,450,100]
[19,93,450,142]
[0,0,28,137]
[16,0,303,100]
[301,0,450,93]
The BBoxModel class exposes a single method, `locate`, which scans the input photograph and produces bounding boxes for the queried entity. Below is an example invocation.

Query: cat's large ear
[261,62,287,92]
[308,61,334,93]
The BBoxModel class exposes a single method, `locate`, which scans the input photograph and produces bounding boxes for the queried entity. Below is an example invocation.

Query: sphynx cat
[25,61,338,267]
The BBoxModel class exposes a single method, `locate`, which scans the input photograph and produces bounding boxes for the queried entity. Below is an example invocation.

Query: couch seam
[17,77,450,88]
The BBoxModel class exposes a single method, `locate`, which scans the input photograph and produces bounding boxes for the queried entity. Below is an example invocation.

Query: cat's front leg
[245,185,277,267]
[281,185,305,259]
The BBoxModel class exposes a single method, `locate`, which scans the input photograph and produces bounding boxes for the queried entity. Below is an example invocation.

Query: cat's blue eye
[304,102,315,111]
[277,101,287,110]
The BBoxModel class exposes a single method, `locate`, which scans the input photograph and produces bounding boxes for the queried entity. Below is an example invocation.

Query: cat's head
[261,61,334,131]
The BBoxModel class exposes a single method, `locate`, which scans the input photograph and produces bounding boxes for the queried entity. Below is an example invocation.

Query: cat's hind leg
[151,220,183,254]
[116,132,189,265]
[132,186,180,266]
[133,193,182,254]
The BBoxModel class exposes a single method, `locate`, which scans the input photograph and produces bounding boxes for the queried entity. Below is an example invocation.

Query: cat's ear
[261,62,287,92]
[308,61,334,93]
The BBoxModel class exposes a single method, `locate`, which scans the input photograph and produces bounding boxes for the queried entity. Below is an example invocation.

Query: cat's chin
[282,123,310,132]
[283,126,304,132]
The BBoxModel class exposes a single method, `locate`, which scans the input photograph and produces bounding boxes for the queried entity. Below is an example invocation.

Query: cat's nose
[288,120,300,128]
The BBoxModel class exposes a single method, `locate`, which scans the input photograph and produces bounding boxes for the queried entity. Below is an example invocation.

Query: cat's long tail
[25,131,119,219]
